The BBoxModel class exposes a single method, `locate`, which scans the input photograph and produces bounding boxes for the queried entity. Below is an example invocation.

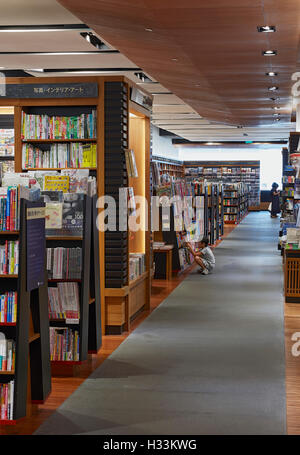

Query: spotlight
[80,32,106,49]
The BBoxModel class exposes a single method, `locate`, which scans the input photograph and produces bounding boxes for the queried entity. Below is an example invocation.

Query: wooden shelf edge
[23,168,97,171]
[129,271,149,290]
[22,138,97,143]
[51,360,82,365]
[0,323,16,326]
[0,370,15,375]
[104,286,129,297]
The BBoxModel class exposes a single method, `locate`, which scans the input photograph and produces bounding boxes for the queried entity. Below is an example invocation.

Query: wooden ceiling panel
[58,0,300,127]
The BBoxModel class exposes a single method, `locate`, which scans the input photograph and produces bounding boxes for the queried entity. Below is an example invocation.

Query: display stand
[0,198,51,423]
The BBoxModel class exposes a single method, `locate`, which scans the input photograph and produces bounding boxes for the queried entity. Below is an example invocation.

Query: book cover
[44,175,69,193]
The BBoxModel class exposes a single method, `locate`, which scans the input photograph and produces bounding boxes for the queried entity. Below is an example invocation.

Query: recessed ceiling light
[263,50,277,56]
[274,118,280,121]
[257,25,276,33]
[266,72,277,76]
[268,86,279,91]
[145,28,153,32]
[273,106,281,110]
[171,58,178,62]
[273,113,280,116]
[269,97,279,101]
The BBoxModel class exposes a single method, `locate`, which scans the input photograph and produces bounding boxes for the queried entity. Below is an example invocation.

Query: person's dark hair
[272,182,278,189]
[200,236,209,247]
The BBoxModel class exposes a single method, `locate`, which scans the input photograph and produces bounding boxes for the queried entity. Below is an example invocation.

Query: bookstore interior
[0,0,300,439]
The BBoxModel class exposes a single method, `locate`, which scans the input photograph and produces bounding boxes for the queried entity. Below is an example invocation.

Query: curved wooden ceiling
[58,0,300,128]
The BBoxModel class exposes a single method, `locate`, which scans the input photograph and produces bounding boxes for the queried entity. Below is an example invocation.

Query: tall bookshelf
[0,76,152,337]
[0,198,51,423]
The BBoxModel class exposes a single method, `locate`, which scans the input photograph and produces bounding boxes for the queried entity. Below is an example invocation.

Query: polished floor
[34,212,286,435]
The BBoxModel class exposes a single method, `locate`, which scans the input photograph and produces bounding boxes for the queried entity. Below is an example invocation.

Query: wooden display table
[153,245,174,280]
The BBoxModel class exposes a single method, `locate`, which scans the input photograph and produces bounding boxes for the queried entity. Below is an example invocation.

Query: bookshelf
[223,183,250,224]
[103,83,152,334]
[0,76,151,337]
[46,195,92,367]
[0,198,51,423]
[184,161,260,209]
[152,156,184,185]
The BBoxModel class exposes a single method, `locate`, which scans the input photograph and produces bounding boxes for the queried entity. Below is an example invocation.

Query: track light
[80,32,107,49]
[263,50,277,56]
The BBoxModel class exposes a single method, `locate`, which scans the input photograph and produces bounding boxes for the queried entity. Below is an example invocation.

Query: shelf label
[0,82,98,98]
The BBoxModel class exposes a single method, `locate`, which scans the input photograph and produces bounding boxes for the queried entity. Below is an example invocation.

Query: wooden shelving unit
[0,198,51,423]
[0,75,151,338]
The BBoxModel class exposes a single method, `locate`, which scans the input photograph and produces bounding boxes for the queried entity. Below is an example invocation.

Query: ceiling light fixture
[257,25,276,33]
[268,86,279,91]
[171,58,178,62]
[273,106,281,110]
[0,24,90,32]
[269,97,279,101]
[80,32,108,49]
[266,72,277,76]
[263,50,277,56]
[145,28,153,32]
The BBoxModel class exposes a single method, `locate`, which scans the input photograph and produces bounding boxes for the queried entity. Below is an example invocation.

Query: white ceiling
[0,0,294,144]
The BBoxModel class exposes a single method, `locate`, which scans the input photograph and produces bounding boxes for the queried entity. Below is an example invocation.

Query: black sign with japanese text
[0,82,98,98]
[26,203,46,291]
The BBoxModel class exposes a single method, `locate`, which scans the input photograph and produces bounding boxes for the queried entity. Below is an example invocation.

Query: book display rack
[0,198,51,424]
[46,195,92,366]
[152,156,184,186]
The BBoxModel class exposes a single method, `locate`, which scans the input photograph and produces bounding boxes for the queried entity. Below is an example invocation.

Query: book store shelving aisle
[1,76,152,337]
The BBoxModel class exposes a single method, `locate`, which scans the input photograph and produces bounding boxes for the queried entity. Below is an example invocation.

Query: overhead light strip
[0,51,119,55]
[0,24,90,32]
[28,67,141,73]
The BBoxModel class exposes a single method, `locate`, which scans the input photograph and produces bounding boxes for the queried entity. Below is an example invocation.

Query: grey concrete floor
[35,212,286,435]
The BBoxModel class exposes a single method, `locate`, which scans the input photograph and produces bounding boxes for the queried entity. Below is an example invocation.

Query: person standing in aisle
[270,182,280,218]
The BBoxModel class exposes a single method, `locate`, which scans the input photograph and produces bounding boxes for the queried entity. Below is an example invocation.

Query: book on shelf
[0,292,17,323]
[125,149,138,178]
[0,380,14,420]
[0,333,15,371]
[49,327,80,361]
[0,129,14,157]
[61,169,89,194]
[0,240,19,275]
[22,142,96,169]
[47,247,82,280]
[129,253,145,281]
[48,282,80,321]
[44,175,69,193]
[21,111,97,140]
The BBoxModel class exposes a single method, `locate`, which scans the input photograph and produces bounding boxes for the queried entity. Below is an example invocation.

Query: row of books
[22,143,97,169]
[0,186,20,231]
[46,247,82,280]
[48,283,80,320]
[0,381,14,420]
[283,176,295,183]
[224,208,238,214]
[21,111,97,140]
[129,253,146,282]
[224,214,237,221]
[224,199,238,205]
[0,335,15,371]
[0,241,19,275]
[0,292,17,324]
[49,327,80,362]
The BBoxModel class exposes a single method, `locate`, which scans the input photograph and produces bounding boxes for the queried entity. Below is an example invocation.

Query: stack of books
[21,111,97,140]
[49,327,80,361]
[0,241,19,275]
[0,334,15,371]
[48,282,80,320]
[47,247,82,280]
[0,381,14,420]
[0,292,17,323]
